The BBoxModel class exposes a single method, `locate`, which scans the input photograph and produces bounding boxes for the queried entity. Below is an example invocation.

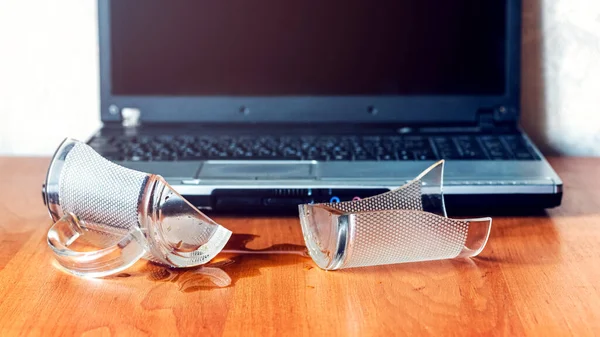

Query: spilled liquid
[114,234,310,292]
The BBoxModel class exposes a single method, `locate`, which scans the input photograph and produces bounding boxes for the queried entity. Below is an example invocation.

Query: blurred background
[0,0,598,156]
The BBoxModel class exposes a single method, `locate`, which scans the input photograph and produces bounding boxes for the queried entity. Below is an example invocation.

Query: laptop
[86,0,563,213]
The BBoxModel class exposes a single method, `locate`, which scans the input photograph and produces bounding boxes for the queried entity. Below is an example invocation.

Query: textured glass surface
[299,160,492,270]
[44,138,232,277]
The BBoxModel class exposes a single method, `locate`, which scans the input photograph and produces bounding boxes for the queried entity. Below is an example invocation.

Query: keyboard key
[379,154,397,161]
[414,150,436,160]
[454,136,487,159]
[331,153,352,161]
[354,153,377,161]
[480,136,511,160]
[397,151,413,160]
[502,135,538,160]
[432,137,461,159]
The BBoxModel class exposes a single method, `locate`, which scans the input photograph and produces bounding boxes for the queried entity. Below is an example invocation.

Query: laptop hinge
[477,106,518,131]
[121,107,141,128]
[111,107,141,136]
[478,109,495,131]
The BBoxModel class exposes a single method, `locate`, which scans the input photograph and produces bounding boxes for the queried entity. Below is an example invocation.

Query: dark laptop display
[89,0,563,212]
[110,1,505,97]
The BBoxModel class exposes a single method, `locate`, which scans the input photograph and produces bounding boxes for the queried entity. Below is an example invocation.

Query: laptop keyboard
[92,134,540,162]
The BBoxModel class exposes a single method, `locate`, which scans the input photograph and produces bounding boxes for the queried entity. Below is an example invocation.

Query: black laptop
[86,0,563,213]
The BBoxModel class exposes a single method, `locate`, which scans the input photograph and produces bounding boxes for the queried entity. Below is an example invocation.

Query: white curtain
[522,0,600,156]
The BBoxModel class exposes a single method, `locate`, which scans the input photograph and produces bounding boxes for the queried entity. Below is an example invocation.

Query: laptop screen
[110,1,506,97]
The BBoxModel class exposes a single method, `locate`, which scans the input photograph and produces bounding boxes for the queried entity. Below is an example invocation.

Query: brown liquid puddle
[115,234,310,292]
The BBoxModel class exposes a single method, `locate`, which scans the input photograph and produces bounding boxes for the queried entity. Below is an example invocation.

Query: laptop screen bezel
[98,0,522,125]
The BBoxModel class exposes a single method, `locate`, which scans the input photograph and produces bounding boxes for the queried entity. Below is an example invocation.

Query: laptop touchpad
[199,162,315,179]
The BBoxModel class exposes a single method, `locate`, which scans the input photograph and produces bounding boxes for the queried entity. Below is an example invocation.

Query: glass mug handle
[46,212,148,278]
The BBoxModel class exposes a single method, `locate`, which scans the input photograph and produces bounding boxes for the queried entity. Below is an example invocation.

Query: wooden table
[0,157,599,336]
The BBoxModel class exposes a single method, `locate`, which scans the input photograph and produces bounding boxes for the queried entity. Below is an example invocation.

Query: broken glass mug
[298,160,492,270]
[42,138,232,278]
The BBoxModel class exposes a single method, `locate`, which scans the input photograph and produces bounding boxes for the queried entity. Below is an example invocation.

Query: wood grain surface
[0,157,599,336]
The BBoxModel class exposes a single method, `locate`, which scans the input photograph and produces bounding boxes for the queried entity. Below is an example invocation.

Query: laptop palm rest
[199,162,315,179]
